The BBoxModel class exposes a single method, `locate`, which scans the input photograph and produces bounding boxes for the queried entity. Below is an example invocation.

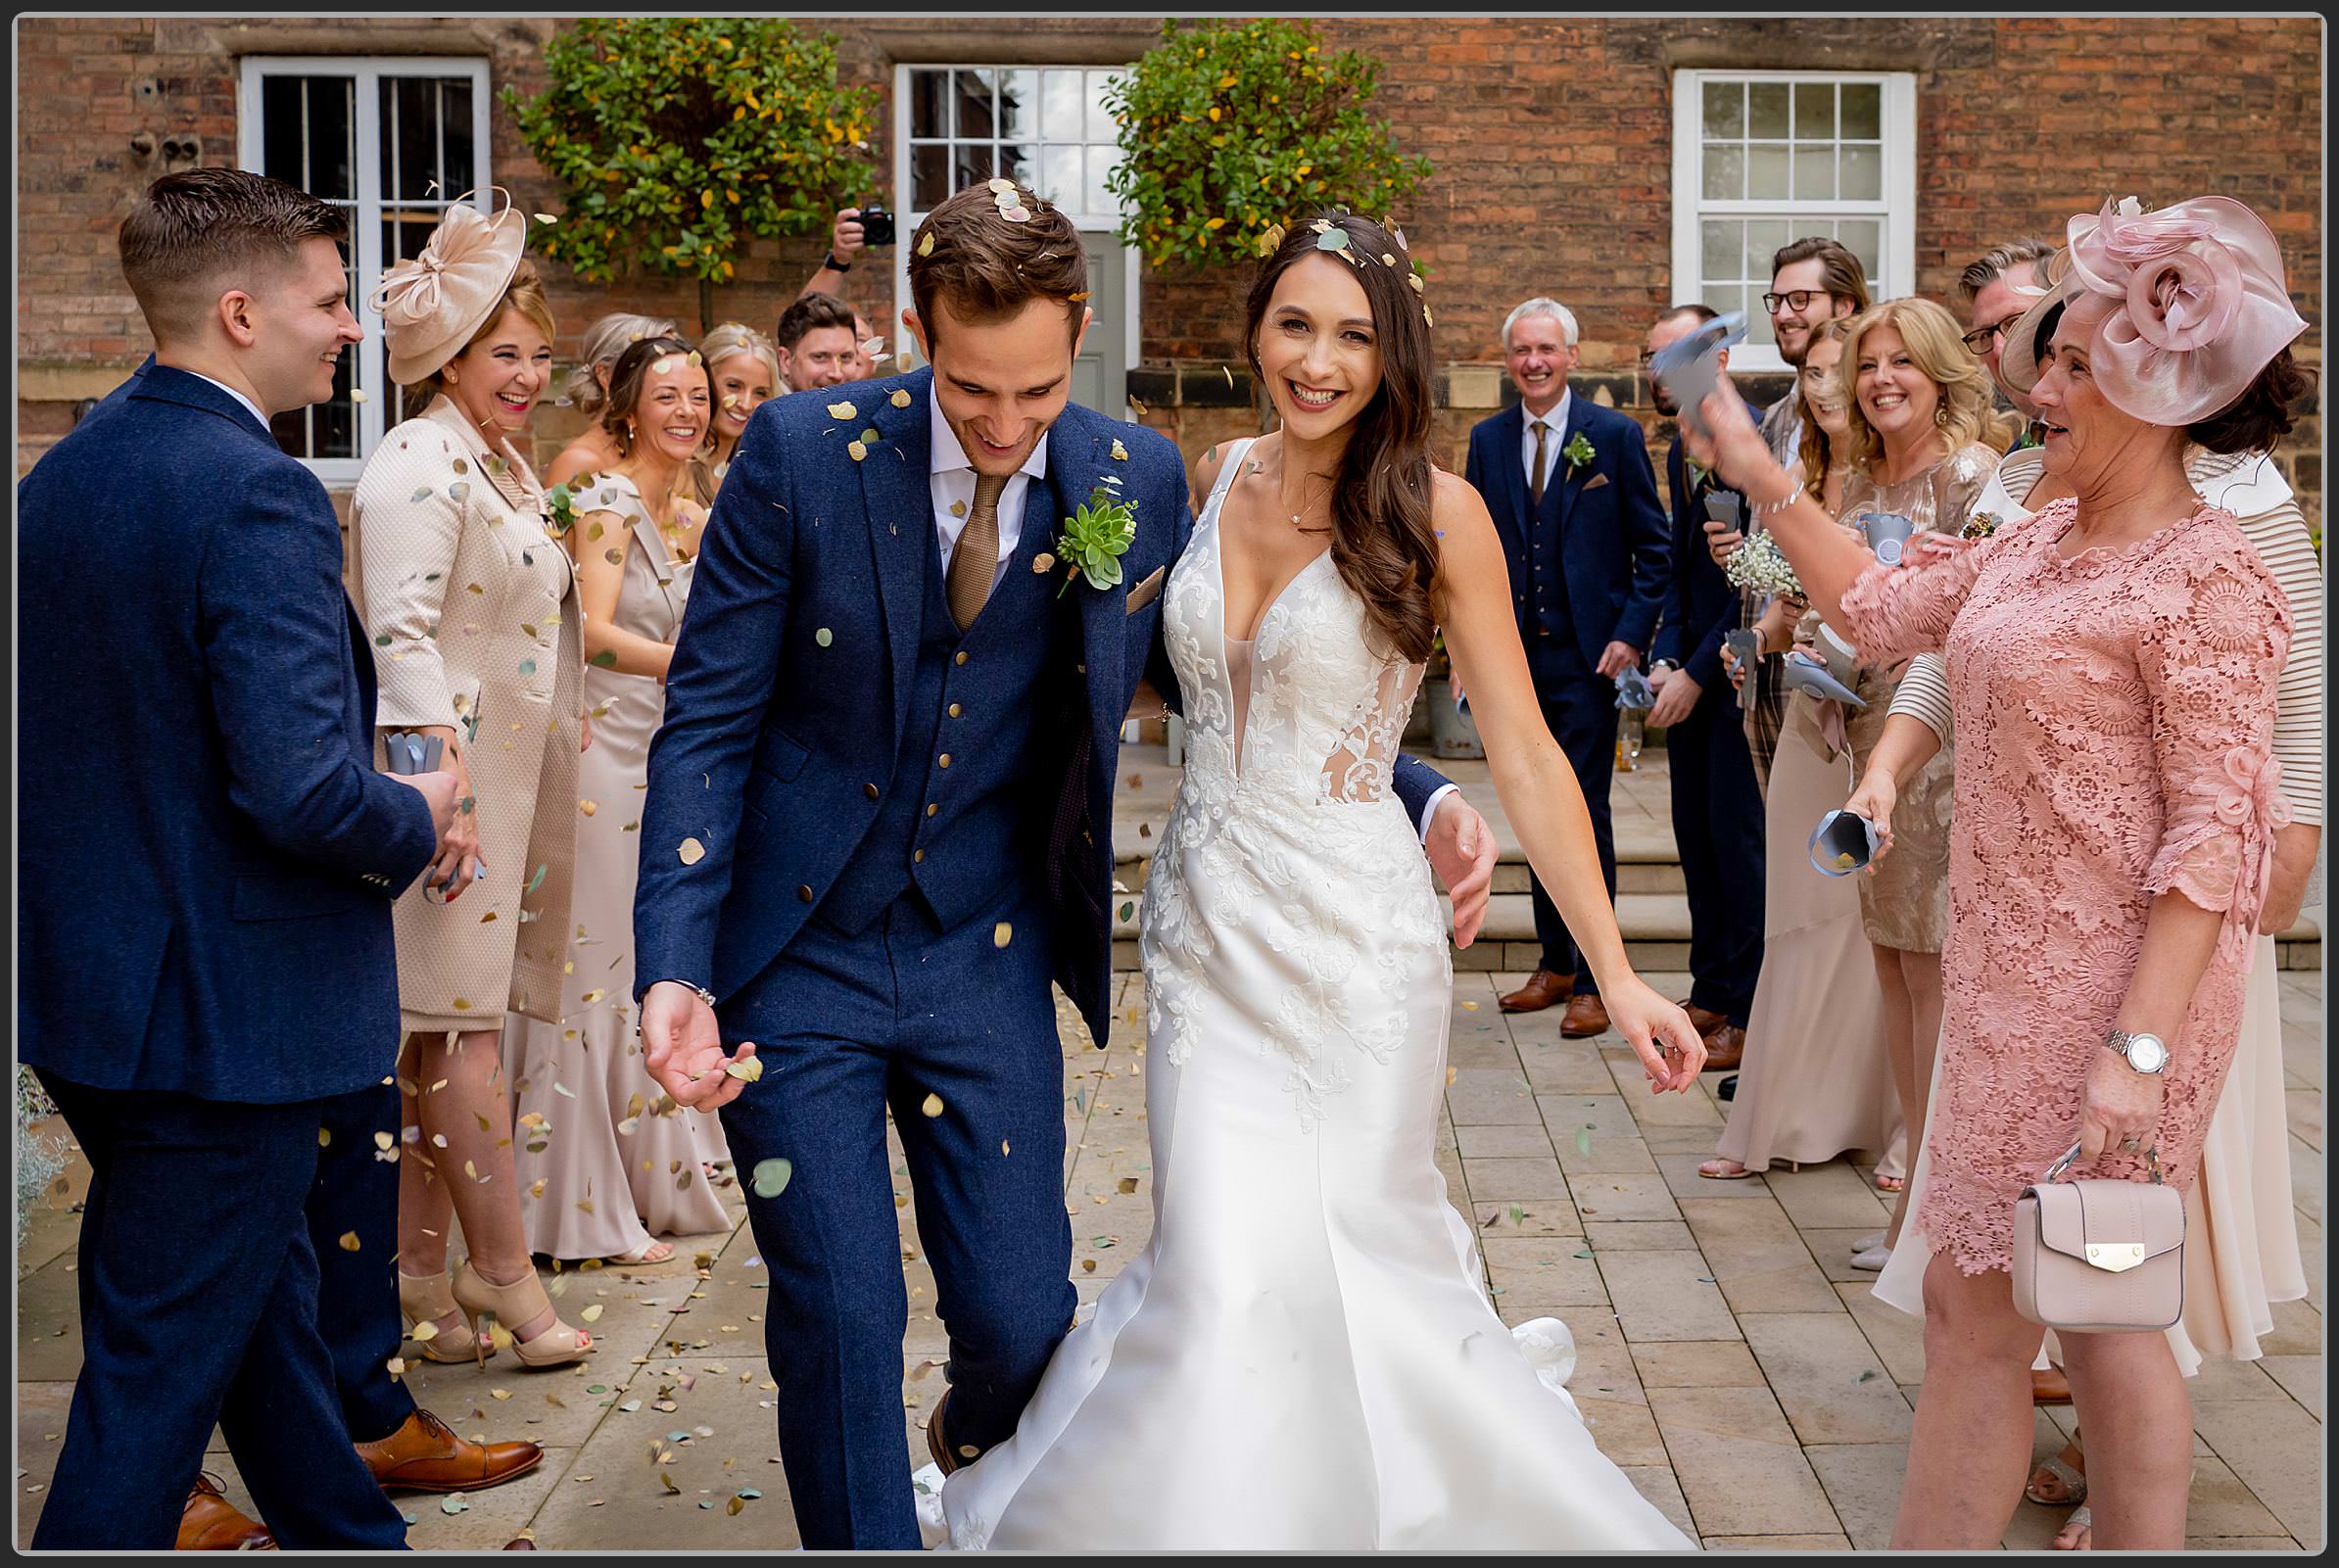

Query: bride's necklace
[1247,454,1328,530]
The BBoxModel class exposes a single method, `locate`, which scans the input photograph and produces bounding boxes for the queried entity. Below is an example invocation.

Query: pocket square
[1580,472,1610,492]
[1124,565,1166,613]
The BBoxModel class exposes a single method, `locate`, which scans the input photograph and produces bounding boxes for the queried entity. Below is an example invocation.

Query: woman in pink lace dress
[1683,194,2303,1551]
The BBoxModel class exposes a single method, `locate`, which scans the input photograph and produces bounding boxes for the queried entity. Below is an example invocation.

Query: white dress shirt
[1518,387,1573,498]
[930,393,1050,594]
[188,369,272,433]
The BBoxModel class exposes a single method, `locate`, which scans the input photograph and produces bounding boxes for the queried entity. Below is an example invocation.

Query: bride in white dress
[934,214,1705,1550]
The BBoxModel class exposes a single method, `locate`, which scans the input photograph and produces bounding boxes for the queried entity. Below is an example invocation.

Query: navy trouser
[1666,687,1767,1025]
[30,1073,407,1549]
[310,1080,417,1444]
[719,885,1077,1549]
[1531,675,1621,991]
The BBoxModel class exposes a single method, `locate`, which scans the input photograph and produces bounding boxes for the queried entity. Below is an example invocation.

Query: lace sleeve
[2136,540,2293,964]
[1835,529,1990,667]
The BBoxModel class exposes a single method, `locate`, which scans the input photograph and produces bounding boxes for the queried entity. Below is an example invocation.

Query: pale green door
[1071,230,1127,417]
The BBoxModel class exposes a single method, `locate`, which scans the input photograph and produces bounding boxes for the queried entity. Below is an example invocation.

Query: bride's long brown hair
[1244,212,1440,664]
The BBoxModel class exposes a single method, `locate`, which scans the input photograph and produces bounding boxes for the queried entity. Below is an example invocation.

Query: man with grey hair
[1465,296,1670,1033]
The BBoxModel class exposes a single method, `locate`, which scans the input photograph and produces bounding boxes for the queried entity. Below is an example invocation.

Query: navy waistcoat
[821,512,1078,934]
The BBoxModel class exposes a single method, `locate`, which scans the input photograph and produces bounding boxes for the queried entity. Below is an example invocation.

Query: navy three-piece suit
[634,369,1451,1547]
[19,365,437,1547]
[1464,395,1671,991]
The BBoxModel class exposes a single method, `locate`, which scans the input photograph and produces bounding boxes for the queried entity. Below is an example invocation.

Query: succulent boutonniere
[1562,431,1598,478]
[1685,455,1712,493]
[1040,487,1138,597]
[543,475,591,537]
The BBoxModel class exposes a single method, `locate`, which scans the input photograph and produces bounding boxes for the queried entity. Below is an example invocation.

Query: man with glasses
[1757,236,1870,466]
[1955,237,2058,445]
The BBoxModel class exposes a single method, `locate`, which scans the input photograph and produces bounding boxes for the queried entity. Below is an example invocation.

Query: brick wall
[17,15,2321,521]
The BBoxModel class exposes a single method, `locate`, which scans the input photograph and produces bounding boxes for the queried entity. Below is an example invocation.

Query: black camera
[858,200,895,248]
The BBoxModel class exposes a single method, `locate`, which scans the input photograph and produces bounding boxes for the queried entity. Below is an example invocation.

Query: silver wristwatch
[2105,1027,2169,1075]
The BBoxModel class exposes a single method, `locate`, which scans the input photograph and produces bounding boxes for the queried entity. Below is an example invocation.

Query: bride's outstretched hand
[1602,976,1707,1094]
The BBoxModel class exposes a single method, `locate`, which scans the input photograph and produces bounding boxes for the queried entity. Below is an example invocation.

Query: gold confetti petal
[723,1056,764,1083]
[338,1230,361,1252]
[825,401,857,419]
[993,922,1013,948]
[679,837,707,866]
[889,388,913,407]
[848,441,868,462]
[921,1093,944,1118]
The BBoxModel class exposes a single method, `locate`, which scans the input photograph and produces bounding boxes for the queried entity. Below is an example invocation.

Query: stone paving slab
[15,969,2320,1550]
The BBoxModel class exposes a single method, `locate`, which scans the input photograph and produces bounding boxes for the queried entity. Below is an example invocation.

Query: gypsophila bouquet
[16,1067,67,1252]
[1722,528,1804,600]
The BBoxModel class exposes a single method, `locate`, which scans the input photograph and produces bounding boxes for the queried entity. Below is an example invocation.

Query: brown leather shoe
[1679,1001,1729,1037]
[2030,1365,2074,1404]
[1498,970,1574,1014]
[357,1407,543,1494]
[1698,1024,1745,1071]
[179,1472,274,1550]
[1559,993,1610,1037]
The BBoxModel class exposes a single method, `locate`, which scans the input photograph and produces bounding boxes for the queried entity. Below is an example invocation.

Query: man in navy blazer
[1645,306,1766,1071]
[1465,297,1671,1037]
[19,170,455,1548]
[628,182,1488,1549]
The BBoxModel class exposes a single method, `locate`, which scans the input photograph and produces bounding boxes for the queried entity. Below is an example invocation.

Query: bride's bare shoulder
[1429,465,1496,541]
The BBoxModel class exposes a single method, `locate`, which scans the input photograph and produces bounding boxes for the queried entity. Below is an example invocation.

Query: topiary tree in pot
[506,17,883,331]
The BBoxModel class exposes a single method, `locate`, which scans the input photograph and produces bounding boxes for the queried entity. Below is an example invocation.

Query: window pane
[1836,219,1882,280]
[1839,143,1883,202]
[261,75,356,200]
[998,70,1041,140]
[1793,81,1835,140]
[1748,82,1790,138]
[954,70,995,139]
[1746,219,1790,282]
[1701,219,1740,283]
[1701,143,1743,201]
[911,143,952,212]
[1841,83,1883,139]
[1709,282,1749,331]
[380,77,435,200]
[441,78,475,194]
[953,143,988,193]
[998,142,1037,188]
[1041,69,1083,142]
[910,70,949,139]
[1793,146,1836,202]
[1701,79,1744,139]
[1747,143,1790,199]
[1085,70,1120,141]
[1041,143,1082,209]
[1086,144,1120,216]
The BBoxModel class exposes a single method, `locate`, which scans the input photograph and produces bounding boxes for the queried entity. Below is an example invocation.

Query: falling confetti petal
[338,1231,362,1252]
[723,1057,763,1083]
[918,231,934,257]
[921,1093,944,1118]
[750,1159,793,1199]
[826,401,857,420]
[1110,439,1128,461]
[1032,552,1057,574]
[679,837,707,866]
[815,627,834,646]
[993,922,1013,948]
[318,1127,332,1147]
[889,388,913,407]
[847,441,867,462]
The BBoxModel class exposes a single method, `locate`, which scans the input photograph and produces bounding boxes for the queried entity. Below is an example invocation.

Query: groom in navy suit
[632,182,1490,1549]
[19,169,454,1548]
[1466,297,1671,1037]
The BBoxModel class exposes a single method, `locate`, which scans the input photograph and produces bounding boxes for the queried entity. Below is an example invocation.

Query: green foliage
[1104,19,1433,271]
[505,18,881,291]
[1054,488,1138,594]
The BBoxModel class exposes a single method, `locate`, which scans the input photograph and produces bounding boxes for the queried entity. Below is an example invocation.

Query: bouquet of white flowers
[16,1067,66,1251]
[1722,528,1803,600]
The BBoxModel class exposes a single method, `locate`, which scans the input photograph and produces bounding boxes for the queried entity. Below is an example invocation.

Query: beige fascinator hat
[1997,195,2307,425]
[370,189,529,387]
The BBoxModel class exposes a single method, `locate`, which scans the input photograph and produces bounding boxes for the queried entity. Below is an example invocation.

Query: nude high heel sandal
[399,1267,487,1364]
[452,1259,593,1370]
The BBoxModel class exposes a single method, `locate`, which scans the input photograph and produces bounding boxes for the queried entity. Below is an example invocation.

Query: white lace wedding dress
[931,442,1693,1550]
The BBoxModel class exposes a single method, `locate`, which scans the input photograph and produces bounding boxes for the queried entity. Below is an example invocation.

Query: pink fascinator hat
[1997,195,2306,425]
[370,189,528,387]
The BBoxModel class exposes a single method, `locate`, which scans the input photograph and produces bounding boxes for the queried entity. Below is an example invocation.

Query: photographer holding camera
[796,202,894,302]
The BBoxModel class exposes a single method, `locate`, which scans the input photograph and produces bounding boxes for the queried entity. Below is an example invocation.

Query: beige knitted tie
[948,471,1011,632]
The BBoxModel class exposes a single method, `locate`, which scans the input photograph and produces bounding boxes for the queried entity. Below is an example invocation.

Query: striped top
[1888,446,2323,825]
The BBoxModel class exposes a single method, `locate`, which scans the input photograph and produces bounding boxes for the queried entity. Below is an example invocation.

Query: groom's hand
[642,980,759,1111]
[1426,794,1498,948]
